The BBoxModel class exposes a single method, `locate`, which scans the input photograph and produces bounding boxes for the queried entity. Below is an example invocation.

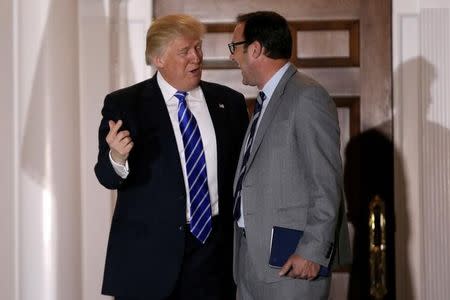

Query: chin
[183,80,201,91]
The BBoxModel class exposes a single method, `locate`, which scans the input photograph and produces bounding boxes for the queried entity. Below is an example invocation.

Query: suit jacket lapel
[139,74,185,185]
[245,65,297,169]
[139,74,176,139]
[233,117,253,191]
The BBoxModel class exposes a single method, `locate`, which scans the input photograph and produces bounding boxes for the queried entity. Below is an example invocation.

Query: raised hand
[106,120,133,165]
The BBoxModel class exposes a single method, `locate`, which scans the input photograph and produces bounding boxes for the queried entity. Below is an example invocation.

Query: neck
[256,59,288,90]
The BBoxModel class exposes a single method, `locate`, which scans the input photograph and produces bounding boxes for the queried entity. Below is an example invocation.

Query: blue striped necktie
[175,91,212,243]
[233,91,266,220]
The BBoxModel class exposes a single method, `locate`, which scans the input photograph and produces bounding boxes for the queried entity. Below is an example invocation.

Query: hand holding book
[268,226,331,278]
[278,254,321,280]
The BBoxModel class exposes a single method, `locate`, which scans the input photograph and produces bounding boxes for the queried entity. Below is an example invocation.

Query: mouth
[188,67,201,76]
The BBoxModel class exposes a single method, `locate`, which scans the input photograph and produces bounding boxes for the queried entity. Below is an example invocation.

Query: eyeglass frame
[228,40,248,54]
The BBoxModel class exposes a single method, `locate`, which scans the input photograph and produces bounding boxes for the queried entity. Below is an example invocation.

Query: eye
[178,48,189,56]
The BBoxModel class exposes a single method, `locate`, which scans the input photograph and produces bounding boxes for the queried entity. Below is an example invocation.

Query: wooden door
[154,1,393,299]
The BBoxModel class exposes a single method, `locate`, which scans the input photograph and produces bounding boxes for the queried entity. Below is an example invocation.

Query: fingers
[280,255,320,280]
[106,120,123,144]
[288,267,310,280]
[123,140,134,153]
[112,131,133,152]
[109,119,122,134]
[106,120,130,146]
[105,119,134,164]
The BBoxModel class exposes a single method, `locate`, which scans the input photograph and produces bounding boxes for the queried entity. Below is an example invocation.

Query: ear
[251,41,263,59]
[153,54,165,69]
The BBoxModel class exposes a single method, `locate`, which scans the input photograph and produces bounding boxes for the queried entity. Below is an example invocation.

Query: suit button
[178,225,184,231]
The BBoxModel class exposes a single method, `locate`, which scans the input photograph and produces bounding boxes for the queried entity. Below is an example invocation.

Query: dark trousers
[116,217,235,300]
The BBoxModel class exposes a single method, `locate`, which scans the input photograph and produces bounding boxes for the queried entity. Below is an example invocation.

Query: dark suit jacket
[94,74,248,299]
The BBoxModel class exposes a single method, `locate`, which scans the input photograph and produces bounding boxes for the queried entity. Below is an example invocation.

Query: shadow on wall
[419,57,450,298]
[344,126,398,300]
[398,57,449,298]
[343,57,443,300]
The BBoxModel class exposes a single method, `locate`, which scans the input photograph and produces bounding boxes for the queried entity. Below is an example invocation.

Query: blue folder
[269,226,331,277]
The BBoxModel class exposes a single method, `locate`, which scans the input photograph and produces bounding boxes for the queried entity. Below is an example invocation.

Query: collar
[260,62,291,100]
[156,72,203,103]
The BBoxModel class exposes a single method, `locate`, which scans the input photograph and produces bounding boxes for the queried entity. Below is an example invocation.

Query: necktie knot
[174,91,188,104]
[253,91,266,115]
[258,91,266,103]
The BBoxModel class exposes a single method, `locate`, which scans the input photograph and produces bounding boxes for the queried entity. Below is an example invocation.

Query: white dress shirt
[110,72,219,220]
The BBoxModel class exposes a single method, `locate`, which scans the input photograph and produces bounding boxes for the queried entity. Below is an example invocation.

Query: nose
[190,48,202,63]
[229,52,235,62]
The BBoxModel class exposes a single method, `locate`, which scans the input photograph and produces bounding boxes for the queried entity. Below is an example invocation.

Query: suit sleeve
[94,94,127,190]
[294,86,343,267]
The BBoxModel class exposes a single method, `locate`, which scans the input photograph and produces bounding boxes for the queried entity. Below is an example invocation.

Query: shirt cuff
[109,150,129,179]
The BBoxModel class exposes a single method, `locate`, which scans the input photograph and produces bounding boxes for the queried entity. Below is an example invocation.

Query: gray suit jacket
[233,64,351,285]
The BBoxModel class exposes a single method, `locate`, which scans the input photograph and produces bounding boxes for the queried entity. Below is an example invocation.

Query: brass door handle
[369,195,387,299]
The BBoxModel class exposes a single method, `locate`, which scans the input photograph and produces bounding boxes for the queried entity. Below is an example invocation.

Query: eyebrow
[177,41,202,53]
[178,47,189,53]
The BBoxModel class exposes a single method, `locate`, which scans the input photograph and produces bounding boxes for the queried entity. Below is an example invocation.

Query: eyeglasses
[228,40,247,54]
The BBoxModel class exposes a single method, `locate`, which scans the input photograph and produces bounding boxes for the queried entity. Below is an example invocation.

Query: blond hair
[145,14,205,65]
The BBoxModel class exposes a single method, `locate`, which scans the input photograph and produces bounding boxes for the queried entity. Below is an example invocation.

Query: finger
[116,130,131,141]
[287,269,298,278]
[106,121,115,143]
[120,136,132,147]
[304,262,319,276]
[123,141,134,153]
[108,120,122,133]
[106,120,123,143]
[290,266,303,278]
[114,119,123,132]
[279,259,292,276]
[116,141,133,157]
[293,270,309,279]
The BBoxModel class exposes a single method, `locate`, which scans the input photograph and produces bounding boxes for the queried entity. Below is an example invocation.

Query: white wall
[79,1,152,299]
[0,0,17,299]
[1,0,83,299]
[393,1,450,299]
[1,0,152,299]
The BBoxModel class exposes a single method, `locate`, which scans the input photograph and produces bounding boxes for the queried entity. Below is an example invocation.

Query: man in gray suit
[229,11,350,299]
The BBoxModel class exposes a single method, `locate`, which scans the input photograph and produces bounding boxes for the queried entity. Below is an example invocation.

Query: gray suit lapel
[245,64,297,170]
[233,111,255,192]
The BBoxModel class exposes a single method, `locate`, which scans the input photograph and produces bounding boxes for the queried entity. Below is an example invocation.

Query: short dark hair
[237,11,292,60]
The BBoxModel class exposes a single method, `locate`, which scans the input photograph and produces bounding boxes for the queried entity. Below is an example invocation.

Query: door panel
[155,0,360,20]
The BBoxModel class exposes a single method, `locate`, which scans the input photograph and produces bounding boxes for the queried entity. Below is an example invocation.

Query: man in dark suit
[94,14,248,300]
[229,11,350,299]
